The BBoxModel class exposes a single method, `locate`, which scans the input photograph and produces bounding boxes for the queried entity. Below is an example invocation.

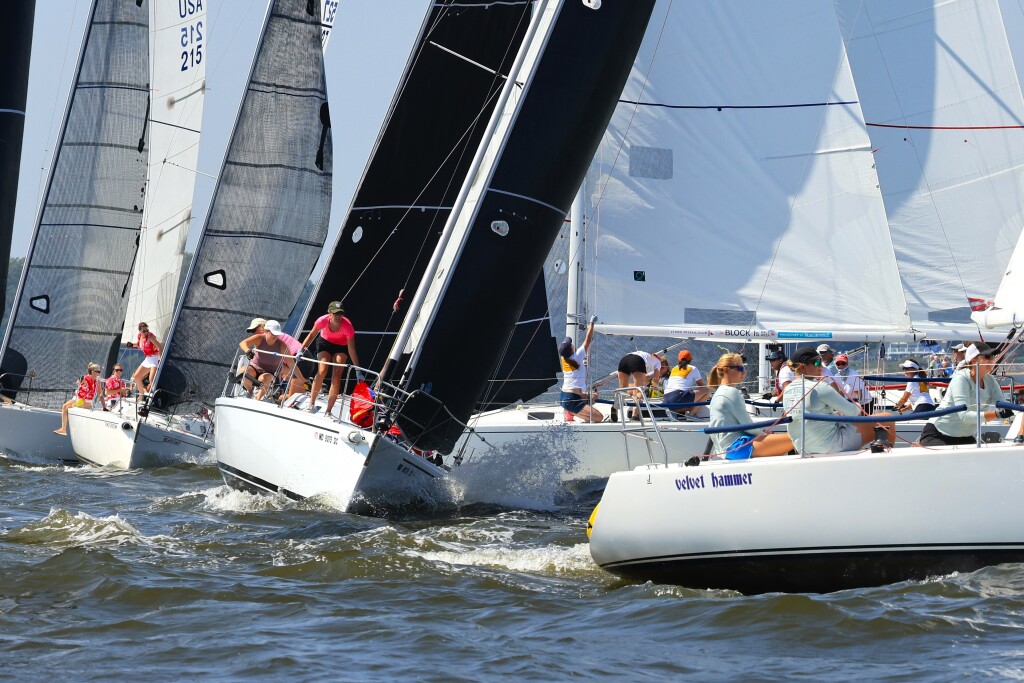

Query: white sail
[835,0,1024,339]
[973,232,1024,329]
[120,0,208,342]
[587,1,912,343]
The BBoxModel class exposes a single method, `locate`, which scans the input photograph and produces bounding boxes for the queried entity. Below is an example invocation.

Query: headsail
[587,1,912,344]
[120,0,208,343]
[300,1,532,371]
[835,0,1024,339]
[0,0,150,408]
[0,0,36,323]
[153,0,332,408]
[393,0,656,452]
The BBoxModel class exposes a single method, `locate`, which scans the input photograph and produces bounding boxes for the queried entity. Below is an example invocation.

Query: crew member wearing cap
[616,349,669,418]
[951,342,969,371]
[765,350,792,400]
[833,353,872,414]
[782,346,894,454]
[239,320,305,401]
[301,301,360,415]
[663,349,708,416]
[893,358,935,414]
[815,343,854,400]
[246,317,302,357]
[921,342,1010,446]
[558,317,602,423]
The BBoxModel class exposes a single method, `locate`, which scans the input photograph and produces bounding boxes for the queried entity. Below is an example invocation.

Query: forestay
[587,1,913,343]
[154,0,332,408]
[0,0,150,409]
[835,0,1024,339]
[120,0,208,343]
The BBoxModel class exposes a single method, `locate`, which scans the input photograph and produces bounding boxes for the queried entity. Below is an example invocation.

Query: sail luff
[0,0,151,408]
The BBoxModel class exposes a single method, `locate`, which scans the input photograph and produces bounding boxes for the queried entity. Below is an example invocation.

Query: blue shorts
[559,391,588,414]
[663,389,695,407]
[725,435,755,460]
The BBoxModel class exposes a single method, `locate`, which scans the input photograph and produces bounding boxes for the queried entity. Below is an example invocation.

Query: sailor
[816,343,854,401]
[834,353,872,414]
[558,316,602,423]
[920,342,1010,446]
[708,353,793,458]
[951,342,969,371]
[239,320,304,401]
[662,349,708,416]
[301,301,360,415]
[893,358,936,414]
[127,322,162,395]
[783,347,894,454]
[616,349,669,419]
[765,350,792,400]
[54,363,102,435]
[103,364,130,411]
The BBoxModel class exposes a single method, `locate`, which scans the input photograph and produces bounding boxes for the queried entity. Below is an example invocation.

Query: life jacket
[560,357,580,373]
[138,331,158,356]
[76,375,97,401]
[349,381,375,428]
[670,365,694,380]
[918,381,929,393]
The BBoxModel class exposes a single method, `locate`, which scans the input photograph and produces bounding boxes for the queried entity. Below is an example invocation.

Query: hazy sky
[12,0,429,280]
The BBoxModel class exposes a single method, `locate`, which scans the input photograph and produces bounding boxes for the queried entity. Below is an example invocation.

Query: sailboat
[0,0,36,325]
[444,0,925,494]
[588,0,1024,594]
[213,0,657,515]
[0,0,152,465]
[68,0,333,469]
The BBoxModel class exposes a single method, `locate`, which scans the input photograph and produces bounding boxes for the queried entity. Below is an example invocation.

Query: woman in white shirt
[558,318,602,422]
[893,358,936,414]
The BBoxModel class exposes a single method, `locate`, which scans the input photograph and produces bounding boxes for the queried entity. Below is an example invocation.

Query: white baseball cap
[264,320,283,336]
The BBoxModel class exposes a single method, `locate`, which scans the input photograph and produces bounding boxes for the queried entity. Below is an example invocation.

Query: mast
[566,185,584,340]
[0,0,35,323]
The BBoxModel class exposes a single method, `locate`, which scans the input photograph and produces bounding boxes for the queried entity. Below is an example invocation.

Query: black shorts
[315,337,349,359]
[617,354,646,375]
[919,422,975,447]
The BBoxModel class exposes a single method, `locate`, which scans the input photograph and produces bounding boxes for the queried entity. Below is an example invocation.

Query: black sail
[396,0,656,453]
[154,0,332,408]
[299,1,531,372]
[0,0,149,408]
[0,0,35,322]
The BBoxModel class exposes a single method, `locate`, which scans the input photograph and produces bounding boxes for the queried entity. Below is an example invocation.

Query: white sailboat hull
[68,405,213,469]
[0,403,77,465]
[589,441,1024,594]
[448,403,983,495]
[214,397,450,515]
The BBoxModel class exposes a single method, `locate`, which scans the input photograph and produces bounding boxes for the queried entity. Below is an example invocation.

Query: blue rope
[704,416,793,434]
[996,401,1024,412]
[802,404,967,423]
[593,398,711,408]
[861,375,950,383]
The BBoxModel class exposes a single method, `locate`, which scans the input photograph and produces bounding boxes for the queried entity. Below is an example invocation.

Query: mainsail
[0,0,150,409]
[587,1,912,343]
[0,0,36,323]
[835,0,1024,339]
[393,0,656,452]
[153,0,332,408]
[300,1,532,371]
[119,0,208,343]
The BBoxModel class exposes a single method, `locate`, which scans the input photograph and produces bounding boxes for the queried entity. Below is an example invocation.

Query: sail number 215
[180,21,204,72]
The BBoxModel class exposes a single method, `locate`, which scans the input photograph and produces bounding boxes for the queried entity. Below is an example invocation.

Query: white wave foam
[3,508,154,548]
[196,485,291,513]
[415,541,598,575]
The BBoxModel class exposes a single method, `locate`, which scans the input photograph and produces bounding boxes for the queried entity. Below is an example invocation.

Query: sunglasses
[91,370,101,374]
[836,362,848,367]
[730,364,746,373]
[114,368,123,372]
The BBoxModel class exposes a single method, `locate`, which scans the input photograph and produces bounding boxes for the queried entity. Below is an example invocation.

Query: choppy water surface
[2,457,1024,681]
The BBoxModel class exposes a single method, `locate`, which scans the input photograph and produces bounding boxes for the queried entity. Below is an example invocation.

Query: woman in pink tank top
[300,301,360,415]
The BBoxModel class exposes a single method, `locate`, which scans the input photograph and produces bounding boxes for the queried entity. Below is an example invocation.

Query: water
[2,459,1024,681]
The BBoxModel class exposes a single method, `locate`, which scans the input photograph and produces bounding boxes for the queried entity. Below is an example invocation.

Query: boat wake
[2,508,172,550]
[445,424,582,510]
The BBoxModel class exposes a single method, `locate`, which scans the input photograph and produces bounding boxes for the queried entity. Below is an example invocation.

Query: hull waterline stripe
[219,461,303,501]
[601,541,1024,569]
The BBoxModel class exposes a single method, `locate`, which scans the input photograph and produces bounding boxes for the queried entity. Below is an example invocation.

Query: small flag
[967,296,994,312]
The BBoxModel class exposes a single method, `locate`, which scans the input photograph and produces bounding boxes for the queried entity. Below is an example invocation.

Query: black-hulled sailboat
[214,0,656,515]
